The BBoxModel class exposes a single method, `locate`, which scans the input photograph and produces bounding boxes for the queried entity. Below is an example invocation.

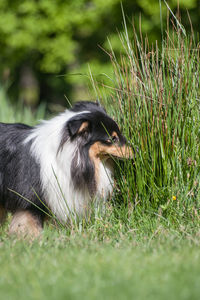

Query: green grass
[93,20,200,222]
[0,15,200,300]
[1,223,200,300]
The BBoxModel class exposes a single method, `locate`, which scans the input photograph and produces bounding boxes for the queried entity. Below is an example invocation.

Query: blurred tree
[0,0,199,108]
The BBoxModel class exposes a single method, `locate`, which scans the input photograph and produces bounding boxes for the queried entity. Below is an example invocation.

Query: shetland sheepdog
[0,101,132,237]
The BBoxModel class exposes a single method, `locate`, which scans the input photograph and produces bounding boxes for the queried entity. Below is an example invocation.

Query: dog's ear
[67,119,90,137]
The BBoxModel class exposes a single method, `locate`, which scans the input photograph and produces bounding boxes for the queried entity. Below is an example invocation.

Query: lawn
[0,16,200,300]
[1,222,200,300]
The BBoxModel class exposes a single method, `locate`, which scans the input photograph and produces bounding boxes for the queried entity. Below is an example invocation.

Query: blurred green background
[0,0,199,111]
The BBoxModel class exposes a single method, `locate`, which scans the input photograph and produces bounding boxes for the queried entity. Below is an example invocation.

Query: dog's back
[0,123,31,155]
[0,123,29,195]
[0,123,44,213]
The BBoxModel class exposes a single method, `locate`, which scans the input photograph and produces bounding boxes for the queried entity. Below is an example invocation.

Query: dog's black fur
[0,123,44,215]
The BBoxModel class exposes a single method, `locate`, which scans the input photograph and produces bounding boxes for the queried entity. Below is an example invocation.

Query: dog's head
[58,101,132,194]
[60,101,133,161]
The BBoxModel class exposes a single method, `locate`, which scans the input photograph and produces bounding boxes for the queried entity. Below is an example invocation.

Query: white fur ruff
[25,110,114,223]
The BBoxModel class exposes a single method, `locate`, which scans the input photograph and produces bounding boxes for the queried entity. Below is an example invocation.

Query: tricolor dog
[0,101,132,237]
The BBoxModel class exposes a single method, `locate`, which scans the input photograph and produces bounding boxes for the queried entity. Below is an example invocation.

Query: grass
[94,19,200,223]
[0,87,46,125]
[0,14,200,300]
[1,222,200,300]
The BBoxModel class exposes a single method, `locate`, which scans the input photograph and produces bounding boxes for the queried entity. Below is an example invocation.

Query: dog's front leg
[9,210,43,239]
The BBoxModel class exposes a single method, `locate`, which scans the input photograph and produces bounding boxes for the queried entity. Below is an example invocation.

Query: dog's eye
[106,136,119,144]
[111,136,118,143]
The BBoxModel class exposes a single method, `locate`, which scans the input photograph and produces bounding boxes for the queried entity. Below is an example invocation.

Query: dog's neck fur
[25,110,114,223]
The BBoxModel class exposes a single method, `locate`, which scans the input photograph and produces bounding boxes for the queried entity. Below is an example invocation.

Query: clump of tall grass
[94,20,200,222]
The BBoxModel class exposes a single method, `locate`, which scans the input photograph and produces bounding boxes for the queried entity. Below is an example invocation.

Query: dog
[0,101,132,238]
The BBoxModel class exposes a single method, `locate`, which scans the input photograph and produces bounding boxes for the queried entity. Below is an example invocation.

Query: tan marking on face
[111,131,118,138]
[9,210,42,239]
[89,144,101,185]
[89,142,133,159]
[89,141,133,184]
[0,205,7,225]
[78,121,89,133]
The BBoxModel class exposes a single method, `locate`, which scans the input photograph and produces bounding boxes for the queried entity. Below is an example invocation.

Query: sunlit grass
[93,20,200,227]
